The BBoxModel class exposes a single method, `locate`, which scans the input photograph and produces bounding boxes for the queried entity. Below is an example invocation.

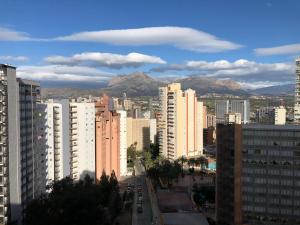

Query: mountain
[176,76,246,95]
[99,72,164,97]
[251,84,294,95]
[41,72,247,98]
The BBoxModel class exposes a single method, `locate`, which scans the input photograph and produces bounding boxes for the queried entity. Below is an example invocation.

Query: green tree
[25,172,122,225]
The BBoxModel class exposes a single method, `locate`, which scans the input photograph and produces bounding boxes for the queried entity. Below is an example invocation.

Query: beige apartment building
[127,118,151,151]
[158,83,204,160]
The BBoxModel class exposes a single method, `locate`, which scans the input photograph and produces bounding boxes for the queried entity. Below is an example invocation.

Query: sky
[0,0,300,89]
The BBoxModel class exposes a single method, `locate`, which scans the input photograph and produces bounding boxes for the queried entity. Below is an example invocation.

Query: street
[132,160,152,225]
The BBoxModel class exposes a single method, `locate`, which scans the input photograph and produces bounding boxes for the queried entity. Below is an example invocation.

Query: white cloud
[0,27,31,41]
[0,55,29,61]
[44,52,166,68]
[54,26,243,53]
[152,59,294,82]
[17,65,114,82]
[237,81,289,90]
[255,43,300,56]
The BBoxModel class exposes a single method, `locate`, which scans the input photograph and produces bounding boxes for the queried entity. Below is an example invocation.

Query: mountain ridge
[41,72,292,98]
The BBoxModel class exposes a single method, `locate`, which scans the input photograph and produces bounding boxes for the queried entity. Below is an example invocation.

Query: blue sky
[0,0,299,89]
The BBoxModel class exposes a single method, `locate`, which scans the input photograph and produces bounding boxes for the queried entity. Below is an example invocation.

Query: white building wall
[42,101,70,184]
[274,106,286,125]
[70,102,95,180]
[117,110,127,176]
[149,119,157,144]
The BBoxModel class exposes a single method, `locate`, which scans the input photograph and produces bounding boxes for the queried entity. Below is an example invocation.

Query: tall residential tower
[158,83,203,160]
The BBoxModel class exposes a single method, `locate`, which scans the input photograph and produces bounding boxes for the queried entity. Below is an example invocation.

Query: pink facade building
[95,95,120,179]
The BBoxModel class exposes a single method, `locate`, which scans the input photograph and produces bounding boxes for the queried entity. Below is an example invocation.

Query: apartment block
[256,106,286,125]
[215,100,250,124]
[217,123,300,225]
[0,65,21,224]
[95,95,120,179]
[225,112,242,124]
[18,79,42,215]
[242,125,300,224]
[69,102,95,180]
[39,100,70,185]
[158,83,203,160]
[127,118,150,151]
[117,110,127,176]
[294,58,300,122]
[216,123,242,225]
[206,114,216,128]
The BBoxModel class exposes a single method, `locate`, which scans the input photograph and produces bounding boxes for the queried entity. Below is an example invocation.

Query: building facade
[40,100,70,185]
[294,58,300,122]
[127,118,150,151]
[117,110,127,176]
[69,102,95,180]
[216,123,243,225]
[225,112,242,124]
[242,125,300,225]
[217,123,300,225]
[206,114,216,128]
[256,106,286,125]
[158,83,203,160]
[0,65,21,224]
[18,79,42,215]
[95,96,120,179]
[215,100,250,124]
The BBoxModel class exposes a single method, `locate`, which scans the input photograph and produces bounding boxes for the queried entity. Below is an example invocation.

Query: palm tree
[177,156,187,176]
[198,156,208,170]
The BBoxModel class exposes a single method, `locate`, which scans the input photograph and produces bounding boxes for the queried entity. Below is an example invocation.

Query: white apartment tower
[39,100,70,185]
[294,58,300,122]
[69,102,95,180]
[117,110,127,176]
[158,83,203,160]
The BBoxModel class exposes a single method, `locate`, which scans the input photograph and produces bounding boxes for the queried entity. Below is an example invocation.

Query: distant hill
[176,76,246,95]
[41,72,250,98]
[100,72,163,97]
[251,84,294,95]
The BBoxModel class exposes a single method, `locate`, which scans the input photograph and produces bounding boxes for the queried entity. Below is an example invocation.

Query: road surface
[132,160,152,225]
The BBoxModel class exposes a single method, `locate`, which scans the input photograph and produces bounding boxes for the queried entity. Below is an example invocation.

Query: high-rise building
[217,123,300,225]
[158,86,168,157]
[206,114,216,128]
[40,100,70,185]
[215,100,250,124]
[18,79,42,214]
[127,118,151,151]
[216,123,243,225]
[256,106,286,125]
[95,96,120,179]
[149,118,157,144]
[69,102,95,180]
[158,83,203,160]
[117,110,127,176]
[203,106,207,129]
[0,65,21,224]
[294,58,300,122]
[225,112,242,124]
[242,125,300,224]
